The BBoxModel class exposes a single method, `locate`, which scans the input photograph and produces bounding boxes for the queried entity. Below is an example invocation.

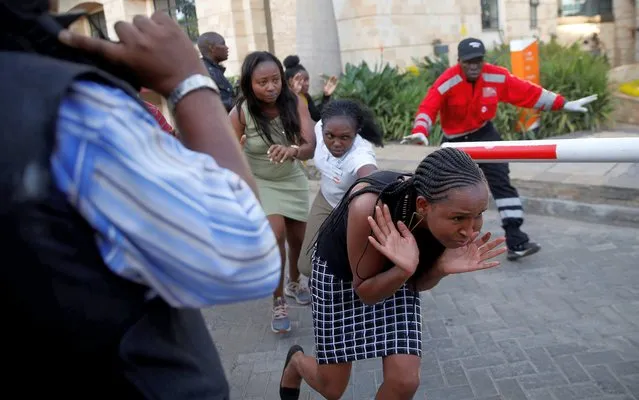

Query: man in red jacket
[404,38,597,260]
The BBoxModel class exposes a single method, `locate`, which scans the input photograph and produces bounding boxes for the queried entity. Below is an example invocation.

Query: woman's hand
[267,145,299,163]
[323,76,338,96]
[435,232,506,276]
[366,204,419,278]
[290,72,304,94]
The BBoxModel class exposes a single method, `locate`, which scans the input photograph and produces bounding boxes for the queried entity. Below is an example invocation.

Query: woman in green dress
[230,51,316,333]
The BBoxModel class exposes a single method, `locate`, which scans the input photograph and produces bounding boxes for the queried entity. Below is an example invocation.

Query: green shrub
[334,58,448,140]
[484,38,614,140]
[328,61,440,143]
[329,38,613,144]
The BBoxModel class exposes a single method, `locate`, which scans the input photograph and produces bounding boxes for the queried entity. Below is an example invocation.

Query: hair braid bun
[412,147,485,202]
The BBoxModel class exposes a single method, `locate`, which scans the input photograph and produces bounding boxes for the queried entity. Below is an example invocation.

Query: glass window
[559,0,613,19]
[481,0,500,31]
[153,0,199,42]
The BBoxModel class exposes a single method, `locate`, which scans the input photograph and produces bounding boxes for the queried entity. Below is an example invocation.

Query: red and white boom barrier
[441,138,639,163]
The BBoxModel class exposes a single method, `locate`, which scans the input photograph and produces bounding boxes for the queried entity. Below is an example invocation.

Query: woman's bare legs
[281,351,352,400]
[267,215,290,333]
[376,354,421,399]
[284,218,311,305]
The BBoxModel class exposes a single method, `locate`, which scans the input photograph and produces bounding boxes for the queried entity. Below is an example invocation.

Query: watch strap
[168,74,220,114]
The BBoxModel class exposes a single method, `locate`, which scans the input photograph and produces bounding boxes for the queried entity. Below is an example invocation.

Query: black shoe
[280,345,304,400]
[507,242,541,261]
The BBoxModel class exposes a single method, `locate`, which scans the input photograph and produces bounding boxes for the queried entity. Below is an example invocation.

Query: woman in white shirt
[298,99,384,276]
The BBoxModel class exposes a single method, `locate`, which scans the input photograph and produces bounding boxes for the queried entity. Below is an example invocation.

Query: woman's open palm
[291,72,304,94]
[367,203,419,277]
[323,76,339,96]
[437,232,506,275]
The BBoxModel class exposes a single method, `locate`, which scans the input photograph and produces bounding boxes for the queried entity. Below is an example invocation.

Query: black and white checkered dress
[310,249,422,364]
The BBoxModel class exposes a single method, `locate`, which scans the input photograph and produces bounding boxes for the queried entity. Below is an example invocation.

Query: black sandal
[279,345,304,400]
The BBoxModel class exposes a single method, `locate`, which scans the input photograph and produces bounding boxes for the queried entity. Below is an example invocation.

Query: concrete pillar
[296,0,342,95]
[270,0,296,59]
[613,0,637,66]
[635,0,639,62]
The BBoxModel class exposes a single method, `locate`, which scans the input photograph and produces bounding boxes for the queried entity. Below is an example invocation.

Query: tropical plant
[327,38,613,144]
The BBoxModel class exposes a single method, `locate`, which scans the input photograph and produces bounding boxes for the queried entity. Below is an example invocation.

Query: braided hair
[314,147,486,282]
[320,99,384,147]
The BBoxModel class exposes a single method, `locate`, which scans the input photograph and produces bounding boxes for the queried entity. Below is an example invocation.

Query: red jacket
[412,63,565,138]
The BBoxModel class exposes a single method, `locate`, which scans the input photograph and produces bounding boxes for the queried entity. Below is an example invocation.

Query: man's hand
[57,12,208,97]
[400,132,429,146]
[563,94,598,113]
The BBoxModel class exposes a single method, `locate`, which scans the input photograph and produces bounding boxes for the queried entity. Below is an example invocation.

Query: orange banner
[510,38,540,133]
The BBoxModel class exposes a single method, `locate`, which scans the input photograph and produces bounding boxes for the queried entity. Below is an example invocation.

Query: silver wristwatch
[167,74,220,114]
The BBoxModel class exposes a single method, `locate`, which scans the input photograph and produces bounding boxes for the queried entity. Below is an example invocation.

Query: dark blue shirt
[203,57,234,112]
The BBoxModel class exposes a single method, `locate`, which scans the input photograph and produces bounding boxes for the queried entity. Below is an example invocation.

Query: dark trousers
[443,122,530,249]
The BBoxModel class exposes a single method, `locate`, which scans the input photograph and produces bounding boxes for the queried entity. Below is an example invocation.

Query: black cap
[458,38,486,61]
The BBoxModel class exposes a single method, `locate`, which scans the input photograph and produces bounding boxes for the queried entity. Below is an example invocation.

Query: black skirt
[310,250,422,364]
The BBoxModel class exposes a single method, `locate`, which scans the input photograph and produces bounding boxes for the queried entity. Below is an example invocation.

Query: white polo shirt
[313,121,378,208]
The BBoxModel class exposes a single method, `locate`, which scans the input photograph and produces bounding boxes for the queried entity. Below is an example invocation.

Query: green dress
[242,102,309,222]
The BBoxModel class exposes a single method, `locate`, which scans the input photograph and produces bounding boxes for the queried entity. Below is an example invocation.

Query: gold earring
[407,211,424,232]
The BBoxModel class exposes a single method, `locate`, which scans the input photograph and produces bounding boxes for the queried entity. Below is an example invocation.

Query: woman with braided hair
[297,99,383,277]
[279,147,507,400]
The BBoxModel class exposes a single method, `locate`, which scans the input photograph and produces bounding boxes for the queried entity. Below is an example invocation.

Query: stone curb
[511,179,639,208]
[520,196,639,228]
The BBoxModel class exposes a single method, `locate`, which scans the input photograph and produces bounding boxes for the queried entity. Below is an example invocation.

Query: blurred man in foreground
[1,1,280,397]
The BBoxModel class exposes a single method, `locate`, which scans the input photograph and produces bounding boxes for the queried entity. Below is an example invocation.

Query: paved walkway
[202,184,639,400]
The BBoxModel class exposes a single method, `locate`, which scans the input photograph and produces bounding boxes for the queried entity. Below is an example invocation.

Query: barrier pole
[441,137,639,163]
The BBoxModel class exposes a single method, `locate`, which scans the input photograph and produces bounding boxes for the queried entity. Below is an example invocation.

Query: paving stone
[473,332,502,355]
[490,361,537,380]
[551,382,607,400]
[525,347,559,373]
[620,374,639,398]
[495,378,529,400]
[554,355,591,383]
[610,361,639,377]
[461,353,507,370]
[467,369,499,398]
[441,360,469,386]
[585,365,630,396]
[423,385,475,400]
[517,372,569,390]
[576,350,625,366]
[428,319,451,339]
[496,339,528,363]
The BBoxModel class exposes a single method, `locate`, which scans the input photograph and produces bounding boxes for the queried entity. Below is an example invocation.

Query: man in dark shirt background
[198,32,235,112]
